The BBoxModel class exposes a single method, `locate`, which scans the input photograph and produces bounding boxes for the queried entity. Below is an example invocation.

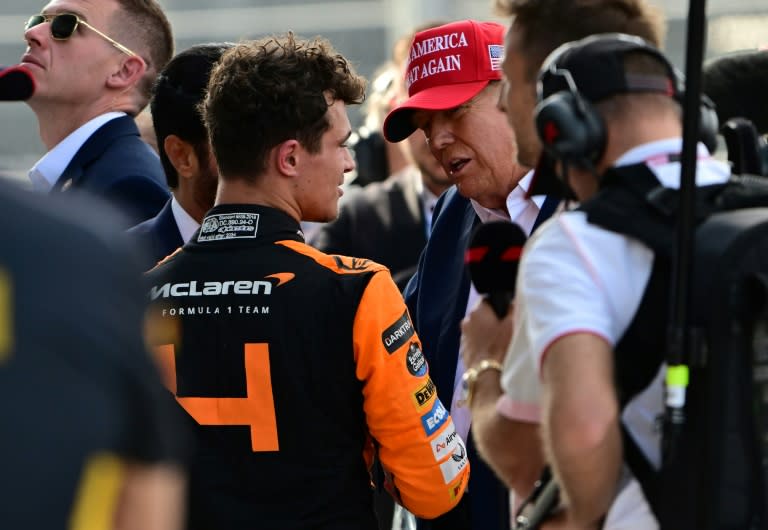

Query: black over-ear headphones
[534,68,606,169]
[534,34,719,169]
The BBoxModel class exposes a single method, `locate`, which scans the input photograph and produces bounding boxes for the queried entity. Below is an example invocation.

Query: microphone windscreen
[0,65,35,101]
[465,221,527,297]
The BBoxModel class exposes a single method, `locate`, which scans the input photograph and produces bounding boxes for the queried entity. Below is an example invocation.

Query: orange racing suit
[144,204,469,529]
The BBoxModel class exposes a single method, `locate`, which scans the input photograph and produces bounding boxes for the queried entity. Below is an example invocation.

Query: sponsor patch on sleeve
[420,399,448,437]
[448,473,467,502]
[439,440,468,484]
[406,342,428,376]
[412,378,436,411]
[382,310,415,354]
[429,421,460,461]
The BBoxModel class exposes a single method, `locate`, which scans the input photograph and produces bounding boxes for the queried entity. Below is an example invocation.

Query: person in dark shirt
[0,61,187,530]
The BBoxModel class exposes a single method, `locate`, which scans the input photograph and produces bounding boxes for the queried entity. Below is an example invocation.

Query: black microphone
[465,221,527,319]
[0,65,35,102]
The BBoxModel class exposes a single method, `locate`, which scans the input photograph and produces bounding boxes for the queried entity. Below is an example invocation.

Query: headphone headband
[533,33,719,171]
[537,33,680,105]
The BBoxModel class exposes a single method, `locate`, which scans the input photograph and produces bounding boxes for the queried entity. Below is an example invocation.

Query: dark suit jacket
[310,168,427,290]
[405,187,559,530]
[126,198,184,271]
[51,115,169,227]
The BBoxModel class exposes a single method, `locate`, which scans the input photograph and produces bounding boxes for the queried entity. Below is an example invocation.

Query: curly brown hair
[202,33,366,180]
[494,0,665,80]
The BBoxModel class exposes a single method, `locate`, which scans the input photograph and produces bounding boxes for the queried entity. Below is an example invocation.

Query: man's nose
[428,114,454,151]
[343,146,356,173]
[24,20,48,49]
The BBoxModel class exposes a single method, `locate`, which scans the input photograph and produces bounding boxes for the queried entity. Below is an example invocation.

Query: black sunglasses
[25,13,138,58]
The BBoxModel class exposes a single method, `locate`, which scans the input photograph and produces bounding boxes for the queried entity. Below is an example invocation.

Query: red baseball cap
[383,20,505,143]
[0,65,35,101]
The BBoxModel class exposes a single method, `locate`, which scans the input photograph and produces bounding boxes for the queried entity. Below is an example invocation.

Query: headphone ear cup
[699,95,719,154]
[675,93,720,155]
[534,91,606,167]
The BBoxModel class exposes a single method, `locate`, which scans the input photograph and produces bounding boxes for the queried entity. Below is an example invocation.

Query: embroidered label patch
[488,44,503,70]
[406,342,427,377]
[198,213,259,242]
[420,399,448,437]
[382,310,415,354]
[439,440,468,484]
[412,378,437,411]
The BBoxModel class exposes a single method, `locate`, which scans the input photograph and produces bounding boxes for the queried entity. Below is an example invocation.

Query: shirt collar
[422,186,439,214]
[613,138,729,188]
[470,170,544,223]
[614,137,708,167]
[28,112,126,192]
[170,196,201,244]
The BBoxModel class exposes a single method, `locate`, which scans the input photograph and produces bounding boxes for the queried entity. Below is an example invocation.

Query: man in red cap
[383,19,560,530]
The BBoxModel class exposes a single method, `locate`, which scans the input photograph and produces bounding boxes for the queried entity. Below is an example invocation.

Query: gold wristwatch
[459,359,503,408]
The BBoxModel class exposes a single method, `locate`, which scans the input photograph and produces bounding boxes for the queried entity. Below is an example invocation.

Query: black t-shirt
[0,182,188,528]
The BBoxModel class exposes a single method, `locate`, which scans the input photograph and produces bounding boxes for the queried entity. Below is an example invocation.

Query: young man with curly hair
[144,34,469,529]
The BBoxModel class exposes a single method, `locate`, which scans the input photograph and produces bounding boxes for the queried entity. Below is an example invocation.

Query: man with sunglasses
[21,0,175,227]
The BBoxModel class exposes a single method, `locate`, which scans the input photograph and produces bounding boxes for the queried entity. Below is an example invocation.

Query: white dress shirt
[421,188,440,236]
[171,196,201,243]
[449,170,545,446]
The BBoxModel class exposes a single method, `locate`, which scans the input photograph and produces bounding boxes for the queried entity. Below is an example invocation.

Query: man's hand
[460,297,514,369]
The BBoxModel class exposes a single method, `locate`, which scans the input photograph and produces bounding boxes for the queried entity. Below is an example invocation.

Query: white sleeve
[500,212,654,415]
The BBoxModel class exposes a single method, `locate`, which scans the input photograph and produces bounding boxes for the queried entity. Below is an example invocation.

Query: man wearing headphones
[500,34,727,528]
[459,0,665,508]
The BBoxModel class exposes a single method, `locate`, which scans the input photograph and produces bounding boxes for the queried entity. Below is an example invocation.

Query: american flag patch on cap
[488,45,503,70]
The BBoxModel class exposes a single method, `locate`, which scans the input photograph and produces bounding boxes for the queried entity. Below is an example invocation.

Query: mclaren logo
[265,273,295,287]
[333,256,372,271]
[150,273,295,300]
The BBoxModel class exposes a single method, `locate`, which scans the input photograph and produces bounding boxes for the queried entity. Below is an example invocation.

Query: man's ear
[164,135,198,179]
[276,139,301,176]
[106,55,146,90]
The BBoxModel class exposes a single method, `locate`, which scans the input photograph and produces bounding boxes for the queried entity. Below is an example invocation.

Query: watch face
[458,370,474,407]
